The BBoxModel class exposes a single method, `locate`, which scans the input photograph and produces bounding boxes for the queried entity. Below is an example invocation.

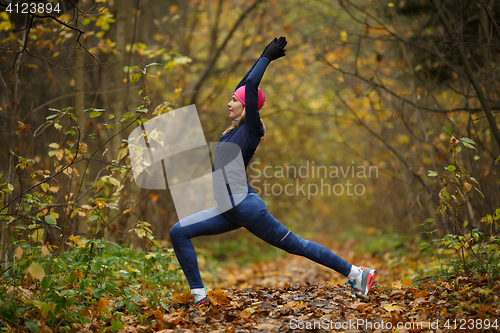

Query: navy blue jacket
[216,56,270,195]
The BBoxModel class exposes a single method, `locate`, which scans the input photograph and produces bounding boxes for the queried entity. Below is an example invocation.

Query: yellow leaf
[398,134,410,144]
[55,150,63,161]
[94,200,105,208]
[117,148,128,160]
[48,143,59,149]
[7,183,14,191]
[31,229,45,243]
[15,246,23,260]
[68,235,85,247]
[108,177,120,186]
[26,262,45,281]
[340,30,347,43]
[388,3,394,7]
[384,303,400,312]
[63,166,73,176]
[54,123,62,131]
[41,183,49,193]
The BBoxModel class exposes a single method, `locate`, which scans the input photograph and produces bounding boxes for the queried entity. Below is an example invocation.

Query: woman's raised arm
[244,37,287,131]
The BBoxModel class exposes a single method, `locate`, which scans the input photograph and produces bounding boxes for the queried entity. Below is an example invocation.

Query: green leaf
[479,288,492,295]
[462,142,477,151]
[88,215,99,222]
[475,187,485,198]
[25,320,39,332]
[151,238,160,248]
[495,156,500,165]
[446,165,456,172]
[45,215,57,225]
[439,188,450,199]
[447,117,457,126]
[460,137,475,145]
[46,114,58,120]
[41,277,49,290]
[443,125,453,136]
[131,73,143,82]
[108,177,120,186]
[89,111,103,118]
[428,170,438,177]
[124,65,139,71]
[160,300,169,311]
[145,62,162,68]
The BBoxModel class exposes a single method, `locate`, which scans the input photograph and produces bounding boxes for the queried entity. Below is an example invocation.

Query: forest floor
[81,236,500,333]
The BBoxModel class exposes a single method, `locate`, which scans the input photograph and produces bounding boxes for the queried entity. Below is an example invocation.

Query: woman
[169,37,375,305]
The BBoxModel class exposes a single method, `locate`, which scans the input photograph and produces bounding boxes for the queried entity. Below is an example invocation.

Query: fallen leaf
[384,303,402,313]
[208,289,231,306]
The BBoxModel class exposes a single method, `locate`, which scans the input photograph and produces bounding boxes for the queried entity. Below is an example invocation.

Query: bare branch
[335,91,436,201]
[186,0,263,105]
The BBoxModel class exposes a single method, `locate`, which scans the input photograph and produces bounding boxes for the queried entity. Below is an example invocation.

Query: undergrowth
[0,237,184,332]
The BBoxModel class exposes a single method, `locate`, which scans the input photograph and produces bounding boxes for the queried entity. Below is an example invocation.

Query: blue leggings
[169,192,352,289]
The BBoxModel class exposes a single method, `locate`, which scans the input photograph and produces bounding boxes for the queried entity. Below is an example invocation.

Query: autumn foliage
[1,0,500,331]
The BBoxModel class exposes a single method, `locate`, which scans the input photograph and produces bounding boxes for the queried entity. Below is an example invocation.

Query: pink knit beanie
[233,85,265,110]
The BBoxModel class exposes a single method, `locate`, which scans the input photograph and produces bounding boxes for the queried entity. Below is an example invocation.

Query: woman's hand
[261,36,287,61]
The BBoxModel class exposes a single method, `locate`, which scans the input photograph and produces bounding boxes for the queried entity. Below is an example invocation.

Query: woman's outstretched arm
[244,36,287,131]
[235,59,260,91]
[244,57,270,131]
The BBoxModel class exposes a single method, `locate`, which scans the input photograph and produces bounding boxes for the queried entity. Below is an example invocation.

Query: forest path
[152,238,499,332]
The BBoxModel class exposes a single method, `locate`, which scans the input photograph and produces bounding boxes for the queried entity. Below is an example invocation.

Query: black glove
[261,36,287,61]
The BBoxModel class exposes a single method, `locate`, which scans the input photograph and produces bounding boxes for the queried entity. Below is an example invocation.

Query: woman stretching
[169,37,375,305]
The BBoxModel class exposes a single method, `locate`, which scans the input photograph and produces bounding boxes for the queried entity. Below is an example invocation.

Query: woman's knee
[169,222,182,240]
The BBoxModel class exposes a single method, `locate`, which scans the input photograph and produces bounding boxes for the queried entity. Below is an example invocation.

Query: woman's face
[228,94,244,120]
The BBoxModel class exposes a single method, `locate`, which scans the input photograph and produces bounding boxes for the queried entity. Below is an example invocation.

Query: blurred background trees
[0,0,499,260]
